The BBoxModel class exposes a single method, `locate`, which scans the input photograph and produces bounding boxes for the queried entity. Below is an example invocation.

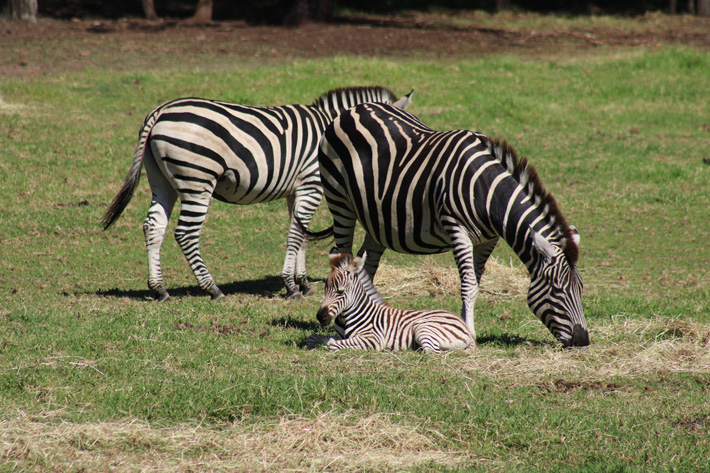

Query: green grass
[1,33,710,471]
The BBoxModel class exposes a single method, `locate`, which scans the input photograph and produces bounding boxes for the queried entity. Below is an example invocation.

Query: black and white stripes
[103,87,412,301]
[306,249,473,353]
[315,102,589,347]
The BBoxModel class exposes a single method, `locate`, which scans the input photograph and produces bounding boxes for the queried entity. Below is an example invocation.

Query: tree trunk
[188,0,213,24]
[697,0,710,16]
[495,0,511,12]
[2,0,37,23]
[141,0,158,20]
[669,0,677,14]
[687,0,695,14]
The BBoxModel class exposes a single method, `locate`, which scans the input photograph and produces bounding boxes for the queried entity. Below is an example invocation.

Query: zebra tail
[293,211,334,242]
[101,110,158,230]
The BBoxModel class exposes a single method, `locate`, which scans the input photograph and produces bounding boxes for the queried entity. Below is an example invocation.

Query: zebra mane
[312,86,398,115]
[484,137,579,266]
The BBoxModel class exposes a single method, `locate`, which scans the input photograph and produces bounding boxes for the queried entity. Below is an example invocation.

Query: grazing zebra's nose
[572,324,590,347]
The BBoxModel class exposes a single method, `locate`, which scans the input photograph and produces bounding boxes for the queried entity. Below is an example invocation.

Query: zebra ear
[393,90,413,110]
[569,225,581,247]
[532,231,558,261]
[329,248,341,268]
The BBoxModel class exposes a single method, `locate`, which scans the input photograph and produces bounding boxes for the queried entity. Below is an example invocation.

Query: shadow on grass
[477,333,548,348]
[91,276,289,300]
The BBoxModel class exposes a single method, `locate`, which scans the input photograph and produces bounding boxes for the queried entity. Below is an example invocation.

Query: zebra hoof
[300,286,313,296]
[210,290,225,301]
[286,290,302,300]
[154,290,170,302]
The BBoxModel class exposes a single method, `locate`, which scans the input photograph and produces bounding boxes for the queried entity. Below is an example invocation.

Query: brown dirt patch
[2,13,709,77]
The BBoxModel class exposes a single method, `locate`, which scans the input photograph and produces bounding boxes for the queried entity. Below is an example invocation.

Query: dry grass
[1,411,475,472]
[374,256,529,302]
[440,316,710,386]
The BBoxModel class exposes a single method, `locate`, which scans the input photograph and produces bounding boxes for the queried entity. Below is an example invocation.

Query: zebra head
[528,228,589,347]
[316,249,364,327]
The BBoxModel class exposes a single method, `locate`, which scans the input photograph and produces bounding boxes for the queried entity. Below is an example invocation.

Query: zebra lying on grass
[305,102,589,347]
[306,249,474,353]
[102,87,412,301]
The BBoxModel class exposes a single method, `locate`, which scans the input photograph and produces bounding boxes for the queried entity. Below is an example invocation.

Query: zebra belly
[213,169,293,204]
[351,195,452,254]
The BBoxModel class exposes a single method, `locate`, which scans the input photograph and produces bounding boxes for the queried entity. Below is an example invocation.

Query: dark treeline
[37,0,699,22]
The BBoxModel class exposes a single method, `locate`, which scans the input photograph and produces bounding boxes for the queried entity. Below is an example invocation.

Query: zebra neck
[339,289,382,332]
[485,177,563,271]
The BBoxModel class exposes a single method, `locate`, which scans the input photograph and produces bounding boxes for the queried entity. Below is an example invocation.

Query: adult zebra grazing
[102,87,412,301]
[310,102,589,347]
[306,249,473,353]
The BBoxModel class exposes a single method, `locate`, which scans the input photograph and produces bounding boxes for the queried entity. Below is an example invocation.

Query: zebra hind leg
[174,200,225,300]
[282,192,321,299]
[143,199,174,301]
[295,242,312,296]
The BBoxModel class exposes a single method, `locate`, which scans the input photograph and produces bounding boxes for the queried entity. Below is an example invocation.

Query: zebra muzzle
[561,324,590,347]
[316,307,333,327]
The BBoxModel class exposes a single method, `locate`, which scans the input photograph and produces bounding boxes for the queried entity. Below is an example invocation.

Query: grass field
[1,14,710,472]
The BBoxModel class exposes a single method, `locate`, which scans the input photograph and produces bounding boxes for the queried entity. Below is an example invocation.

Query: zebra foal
[306,249,474,353]
[102,87,411,301]
[309,102,589,347]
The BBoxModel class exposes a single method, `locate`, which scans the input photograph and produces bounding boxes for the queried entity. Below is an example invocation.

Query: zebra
[102,87,412,301]
[306,102,589,347]
[306,249,474,353]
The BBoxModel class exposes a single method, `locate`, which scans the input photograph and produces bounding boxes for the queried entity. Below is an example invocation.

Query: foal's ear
[328,248,341,268]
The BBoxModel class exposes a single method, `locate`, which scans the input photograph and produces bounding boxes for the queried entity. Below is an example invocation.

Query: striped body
[102,87,411,301]
[316,103,589,347]
[307,250,473,353]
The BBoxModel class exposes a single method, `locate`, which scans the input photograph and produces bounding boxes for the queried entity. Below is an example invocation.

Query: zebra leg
[282,189,322,299]
[143,154,177,301]
[326,335,381,351]
[143,197,176,301]
[357,234,387,278]
[305,333,340,348]
[446,222,479,341]
[473,238,499,285]
[174,197,224,300]
[413,331,443,354]
[295,244,311,295]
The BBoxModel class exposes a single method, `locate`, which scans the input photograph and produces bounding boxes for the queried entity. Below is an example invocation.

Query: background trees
[4,0,709,24]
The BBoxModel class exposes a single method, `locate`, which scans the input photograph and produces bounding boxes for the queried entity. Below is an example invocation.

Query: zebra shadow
[94,276,288,300]
[477,333,548,348]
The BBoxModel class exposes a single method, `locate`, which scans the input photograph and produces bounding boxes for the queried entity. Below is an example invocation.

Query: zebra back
[311,86,412,117]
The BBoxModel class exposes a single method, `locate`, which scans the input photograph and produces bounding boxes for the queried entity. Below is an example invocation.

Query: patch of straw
[1,411,477,472]
[438,316,710,386]
[374,256,529,302]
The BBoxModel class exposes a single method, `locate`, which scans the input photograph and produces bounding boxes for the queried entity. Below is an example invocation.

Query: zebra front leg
[305,333,340,348]
[357,234,386,278]
[174,200,224,300]
[143,198,174,301]
[446,223,479,342]
[326,335,381,351]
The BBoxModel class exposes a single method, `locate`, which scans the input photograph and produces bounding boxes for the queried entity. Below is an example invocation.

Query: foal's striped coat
[306,250,473,353]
